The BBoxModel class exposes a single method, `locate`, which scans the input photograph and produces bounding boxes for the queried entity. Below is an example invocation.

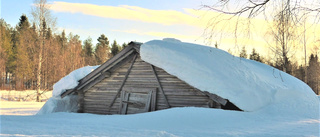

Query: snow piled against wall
[52,66,99,97]
[37,66,99,115]
[141,39,319,116]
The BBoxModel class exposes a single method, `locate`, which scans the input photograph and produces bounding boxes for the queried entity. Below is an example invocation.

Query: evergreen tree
[95,34,110,64]
[18,14,30,30]
[15,15,36,89]
[0,19,13,86]
[111,40,120,56]
[82,37,95,65]
[249,48,263,63]
[293,65,306,82]
[307,54,319,94]
[58,30,67,50]
[7,30,17,76]
[121,42,128,51]
[239,46,247,59]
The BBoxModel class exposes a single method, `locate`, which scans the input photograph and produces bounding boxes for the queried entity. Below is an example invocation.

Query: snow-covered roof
[53,38,318,113]
[140,38,318,112]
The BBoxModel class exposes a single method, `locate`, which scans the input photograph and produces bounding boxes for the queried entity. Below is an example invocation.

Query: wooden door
[119,89,157,114]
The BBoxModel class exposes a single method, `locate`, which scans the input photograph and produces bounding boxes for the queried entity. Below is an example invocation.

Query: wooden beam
[61,89,75,98]
[61,43,141,98]
[79,45,136,84]
[202,91,227,106]
[61,72,111,98]
[77,50,134,90]
[109,54,138,108]
[151,65,170,108]
[80,71,111,93]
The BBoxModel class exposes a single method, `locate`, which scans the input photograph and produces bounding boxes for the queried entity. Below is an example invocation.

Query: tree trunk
[36,38,43,102]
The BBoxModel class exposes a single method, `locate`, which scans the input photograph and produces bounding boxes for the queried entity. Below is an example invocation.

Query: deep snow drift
[37,66,99,114]
[37,38,319,117]
[141,39,319,117]
[2,107,319,137]
[2,38,320,137]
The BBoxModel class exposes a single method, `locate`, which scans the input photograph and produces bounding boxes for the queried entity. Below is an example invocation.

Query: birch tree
[31,0,56,102]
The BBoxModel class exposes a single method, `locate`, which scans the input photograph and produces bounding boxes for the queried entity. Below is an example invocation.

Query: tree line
[1,0,319,103]
[1,12,319,96]
[237,46,319,95]
[202,0,320,95]
[0,15,127,93]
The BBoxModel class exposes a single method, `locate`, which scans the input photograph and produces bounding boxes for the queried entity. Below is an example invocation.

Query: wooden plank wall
[83,55,211,115]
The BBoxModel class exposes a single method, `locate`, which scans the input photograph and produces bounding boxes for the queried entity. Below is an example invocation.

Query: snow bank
[37,95,78,115]
[52,66,99,97]
[3,107,319,136]
[37,66,99,115]
[141,39,319,115]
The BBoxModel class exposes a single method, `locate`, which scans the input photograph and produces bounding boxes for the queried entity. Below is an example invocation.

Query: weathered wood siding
[83,55,212,115]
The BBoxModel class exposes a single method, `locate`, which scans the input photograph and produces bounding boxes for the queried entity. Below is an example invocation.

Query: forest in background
[0,15,127,92]
[0,4,319,101]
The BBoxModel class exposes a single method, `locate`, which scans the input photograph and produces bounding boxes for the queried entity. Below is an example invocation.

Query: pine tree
[249,48,263,63]
[0,19,12,87]
[121,42,128,51]
[307,54,319,94]
[95,34,110,64]
[58,30,67,51]
[15,15,36,89]
[82,37,95,65]
[111,40,120,57]
[239,46,247,59]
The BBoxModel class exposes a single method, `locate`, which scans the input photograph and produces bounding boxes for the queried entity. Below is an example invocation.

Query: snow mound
[140,39,319,115]
[38,66,99,115]
[52,66,99,97]
[37,95,78,115]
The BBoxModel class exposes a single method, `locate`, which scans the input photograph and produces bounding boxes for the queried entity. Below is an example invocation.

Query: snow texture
[140,39,319,115]
[52,66,99,97]
[36,95,78,115]
[1,39,320,136]
[37,66,98,115]
[1,107,319,136]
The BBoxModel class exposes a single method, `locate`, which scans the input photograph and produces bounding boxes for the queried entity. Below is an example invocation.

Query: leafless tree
[201,0,320,45]
[31,0,56,102]
[201,0,319,73]
[269,3,297,73]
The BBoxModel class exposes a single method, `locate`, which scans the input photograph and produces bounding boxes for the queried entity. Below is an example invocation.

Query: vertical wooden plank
[109,54,137,108]
[151,65,170,108]
[77,92,84,113]
[144,91,152,112]
[151,88,157,111]
[118,90,125,114]
[121,92,130,114]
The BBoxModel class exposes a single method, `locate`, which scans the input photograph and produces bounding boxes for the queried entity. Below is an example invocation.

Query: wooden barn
[61,42,240,115]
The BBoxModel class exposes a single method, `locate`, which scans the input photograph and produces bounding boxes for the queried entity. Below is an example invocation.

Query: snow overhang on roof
[60,42,142,98]
[140,38,316,112]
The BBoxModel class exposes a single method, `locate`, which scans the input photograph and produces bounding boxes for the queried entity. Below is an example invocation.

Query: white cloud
[50,2,203,27]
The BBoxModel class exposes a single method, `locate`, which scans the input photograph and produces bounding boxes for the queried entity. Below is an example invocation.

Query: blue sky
[1,0,319,60]
[1,0,216,46]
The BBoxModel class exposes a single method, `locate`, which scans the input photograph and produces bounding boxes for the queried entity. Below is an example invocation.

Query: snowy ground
[1,90,52,102]
[1,39,319,136]
[0,101,45,116]
[1,100,319,137]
